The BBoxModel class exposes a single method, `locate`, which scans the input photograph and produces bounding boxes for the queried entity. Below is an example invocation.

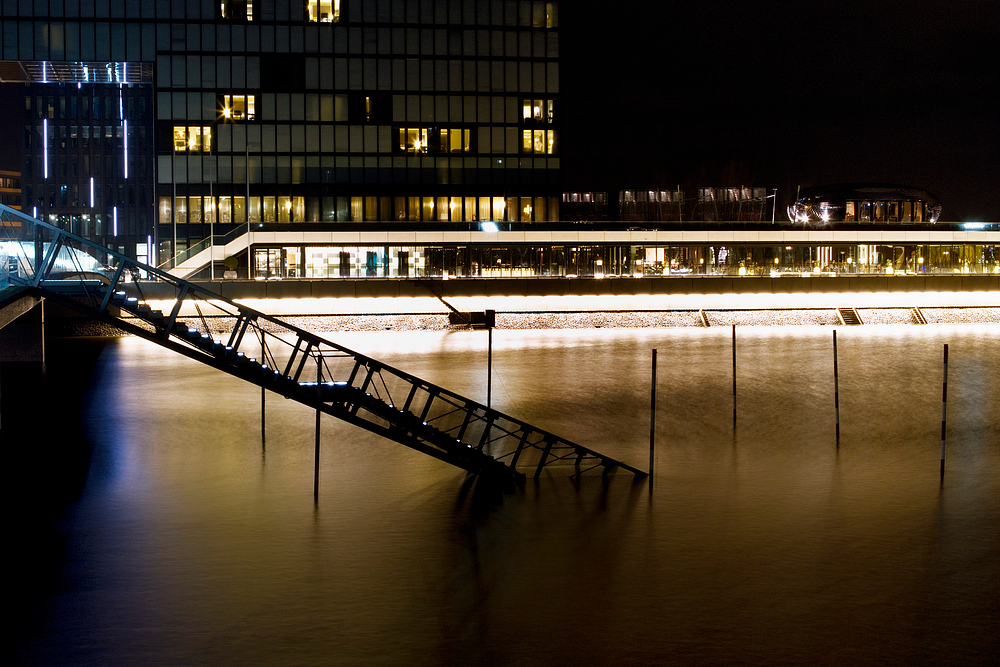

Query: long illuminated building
[0,1,562,265]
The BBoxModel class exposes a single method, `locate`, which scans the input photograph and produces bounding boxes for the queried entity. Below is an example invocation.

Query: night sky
[561,0,1000,220]
[1,1,997,220]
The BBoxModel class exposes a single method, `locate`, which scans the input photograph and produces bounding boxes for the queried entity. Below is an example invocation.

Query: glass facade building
[247,237,1000,280]
[1,0,562,265]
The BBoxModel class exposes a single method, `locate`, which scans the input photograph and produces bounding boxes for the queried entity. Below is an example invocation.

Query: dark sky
[0,83,20,173]
[561,0,1000,220]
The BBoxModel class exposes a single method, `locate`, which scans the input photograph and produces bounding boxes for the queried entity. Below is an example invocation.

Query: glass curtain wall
[252,243,1000,279]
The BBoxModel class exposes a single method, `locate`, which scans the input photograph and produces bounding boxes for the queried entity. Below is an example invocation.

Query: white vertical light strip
[43,118,48,179]
[42,61,47,83]
[33,206,37,218]
[113,206,118,237]
[119,84,128,179]
[90,177,95,207]
[147,235,153,265]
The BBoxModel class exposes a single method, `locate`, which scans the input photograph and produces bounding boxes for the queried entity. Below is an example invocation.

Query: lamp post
[763,188,778,224]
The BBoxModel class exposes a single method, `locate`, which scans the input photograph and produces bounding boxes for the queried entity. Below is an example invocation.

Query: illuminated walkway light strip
[43,118,48,179]
[90,177,94,207]
[113,206,117,237]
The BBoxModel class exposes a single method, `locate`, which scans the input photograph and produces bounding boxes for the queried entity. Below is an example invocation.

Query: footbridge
[0,204,645,486]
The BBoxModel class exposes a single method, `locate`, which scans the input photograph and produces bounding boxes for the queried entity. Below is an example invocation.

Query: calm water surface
[9,325,1000,665]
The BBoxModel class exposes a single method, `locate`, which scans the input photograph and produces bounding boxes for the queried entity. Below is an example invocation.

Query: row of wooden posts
[648,326,951,484]
[260,322,950,500]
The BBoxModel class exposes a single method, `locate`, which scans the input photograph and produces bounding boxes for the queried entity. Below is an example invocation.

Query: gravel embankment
[51,306,1000,336]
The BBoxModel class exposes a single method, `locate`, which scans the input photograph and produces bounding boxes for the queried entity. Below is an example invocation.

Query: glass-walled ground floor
[159,195,562,230]
[251,243,1000,279]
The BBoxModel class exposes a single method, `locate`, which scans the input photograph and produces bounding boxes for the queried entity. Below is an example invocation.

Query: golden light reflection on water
[14,327,1000,665]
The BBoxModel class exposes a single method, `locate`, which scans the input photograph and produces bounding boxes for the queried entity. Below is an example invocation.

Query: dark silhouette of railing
[0,203,646,485]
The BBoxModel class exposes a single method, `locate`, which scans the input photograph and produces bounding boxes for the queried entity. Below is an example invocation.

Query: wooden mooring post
[649,348,657,484]
[732,324,737,426]
[833,330,841,445]
[314,354,322,501]
[940,344,949,480]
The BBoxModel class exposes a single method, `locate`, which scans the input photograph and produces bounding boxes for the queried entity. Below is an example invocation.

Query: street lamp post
[762,189,779,224]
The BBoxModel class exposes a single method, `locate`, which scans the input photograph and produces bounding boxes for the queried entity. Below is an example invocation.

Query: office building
[0,1,562,268]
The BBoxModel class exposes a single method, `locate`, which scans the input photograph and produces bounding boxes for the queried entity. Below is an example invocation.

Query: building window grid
[5,2,563,259]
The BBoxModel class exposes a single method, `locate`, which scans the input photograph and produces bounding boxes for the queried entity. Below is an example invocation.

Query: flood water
[7,325,1000,666]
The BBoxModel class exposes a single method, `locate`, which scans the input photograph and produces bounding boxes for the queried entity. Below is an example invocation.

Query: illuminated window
[522,99,555,124]
[173,126,212,152]
[399,128,470,154]
[400,128,429,153]
[223,95,256,120]
[522,129,555,154]
[308,0,340,22]
[220,0,253,20]
[440,128,471,153]
[173,127,187,152]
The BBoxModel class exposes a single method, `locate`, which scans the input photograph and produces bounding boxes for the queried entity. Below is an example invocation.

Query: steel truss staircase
[1,204,645,485]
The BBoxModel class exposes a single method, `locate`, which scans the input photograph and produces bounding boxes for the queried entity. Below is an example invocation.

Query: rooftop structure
[787,183,942,225]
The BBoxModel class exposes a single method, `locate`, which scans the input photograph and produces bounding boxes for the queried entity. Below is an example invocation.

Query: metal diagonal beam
[162,284,190,340]
[359,363,377,393]
[34,234,63,287]
[402,383,419,413]
[282,337,304,379]
[292,340,314,382]
[455,407,475,442]
[226,313,254,358]
[510,429,531,467]
[419,388,438,422]
[98,263,126,315]
[476,415,495,452]
[534,438,555,479]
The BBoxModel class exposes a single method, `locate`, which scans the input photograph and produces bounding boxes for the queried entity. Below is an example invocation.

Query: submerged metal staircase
[1,204,645,485]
